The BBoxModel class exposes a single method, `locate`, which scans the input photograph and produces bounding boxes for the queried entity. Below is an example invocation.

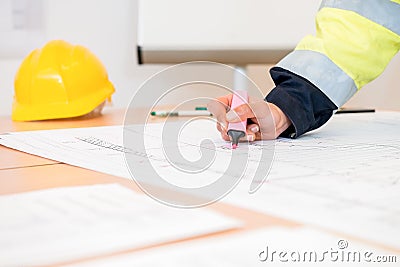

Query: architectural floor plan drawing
[1,112,400,251]
[0,184,240,266]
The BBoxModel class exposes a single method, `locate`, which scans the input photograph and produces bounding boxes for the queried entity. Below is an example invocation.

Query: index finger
[211,94,233,110]
[207,94,234,132]
[207,94,233,118]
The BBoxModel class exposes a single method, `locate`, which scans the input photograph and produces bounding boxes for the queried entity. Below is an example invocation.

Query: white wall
[0,0,165,116]
[0,0,399,117]
[0,0,243,116]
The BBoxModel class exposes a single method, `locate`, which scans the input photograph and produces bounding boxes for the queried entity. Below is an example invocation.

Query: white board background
[138,0,321,51]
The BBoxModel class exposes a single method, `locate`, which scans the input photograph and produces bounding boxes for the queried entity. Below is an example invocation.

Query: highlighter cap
[227,90,248,133]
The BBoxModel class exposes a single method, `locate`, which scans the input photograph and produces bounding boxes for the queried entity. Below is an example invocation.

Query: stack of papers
[1,112,400,252]
[0,184,240,266]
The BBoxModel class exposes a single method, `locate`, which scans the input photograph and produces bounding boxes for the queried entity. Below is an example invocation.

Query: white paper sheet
[1,112,400,250]
[0,119,266,189]
[226,112,400,250]
[0,184,240,266]
[68,226,397,267]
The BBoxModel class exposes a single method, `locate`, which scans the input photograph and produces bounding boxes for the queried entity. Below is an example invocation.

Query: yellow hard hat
[12,40,115,121]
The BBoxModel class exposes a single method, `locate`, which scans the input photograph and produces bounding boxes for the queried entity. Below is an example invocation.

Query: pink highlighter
[227,90,248,149]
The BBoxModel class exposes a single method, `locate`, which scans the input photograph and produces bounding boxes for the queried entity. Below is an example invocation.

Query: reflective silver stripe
[277,50,357,107]
[321,0,400,36]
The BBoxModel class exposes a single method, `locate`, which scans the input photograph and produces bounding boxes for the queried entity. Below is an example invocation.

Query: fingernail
[251,125,259,133]
[247,135,254,142]
[226,110,237,121]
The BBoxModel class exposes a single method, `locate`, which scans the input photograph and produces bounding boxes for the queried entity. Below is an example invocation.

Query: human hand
[207,94,291,141]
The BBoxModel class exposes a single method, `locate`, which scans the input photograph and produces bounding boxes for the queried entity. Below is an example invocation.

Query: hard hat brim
[12,81,115,121]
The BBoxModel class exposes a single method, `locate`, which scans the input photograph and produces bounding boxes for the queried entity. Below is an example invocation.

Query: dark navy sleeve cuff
[266,67,338,138]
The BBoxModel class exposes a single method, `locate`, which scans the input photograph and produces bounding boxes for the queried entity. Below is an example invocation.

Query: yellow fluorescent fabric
[295,7,400,90]
[391,0,400,4]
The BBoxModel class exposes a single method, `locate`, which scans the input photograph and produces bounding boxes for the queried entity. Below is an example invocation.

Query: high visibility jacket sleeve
[266,0,400,138]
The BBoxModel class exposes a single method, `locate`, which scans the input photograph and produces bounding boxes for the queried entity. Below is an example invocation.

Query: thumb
[226,103,254,122]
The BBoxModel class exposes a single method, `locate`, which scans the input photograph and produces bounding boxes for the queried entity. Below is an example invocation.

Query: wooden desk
[0,108,301,266]
[0,109,125,170]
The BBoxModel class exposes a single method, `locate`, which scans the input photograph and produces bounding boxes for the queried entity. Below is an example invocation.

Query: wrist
[268,102,291,137]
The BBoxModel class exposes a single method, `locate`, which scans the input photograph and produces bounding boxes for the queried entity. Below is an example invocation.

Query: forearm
[267,0,400,138]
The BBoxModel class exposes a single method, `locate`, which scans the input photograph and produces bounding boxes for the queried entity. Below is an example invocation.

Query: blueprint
[1,112,400,250]
[227,112,400,251]
[0,183,240,266]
